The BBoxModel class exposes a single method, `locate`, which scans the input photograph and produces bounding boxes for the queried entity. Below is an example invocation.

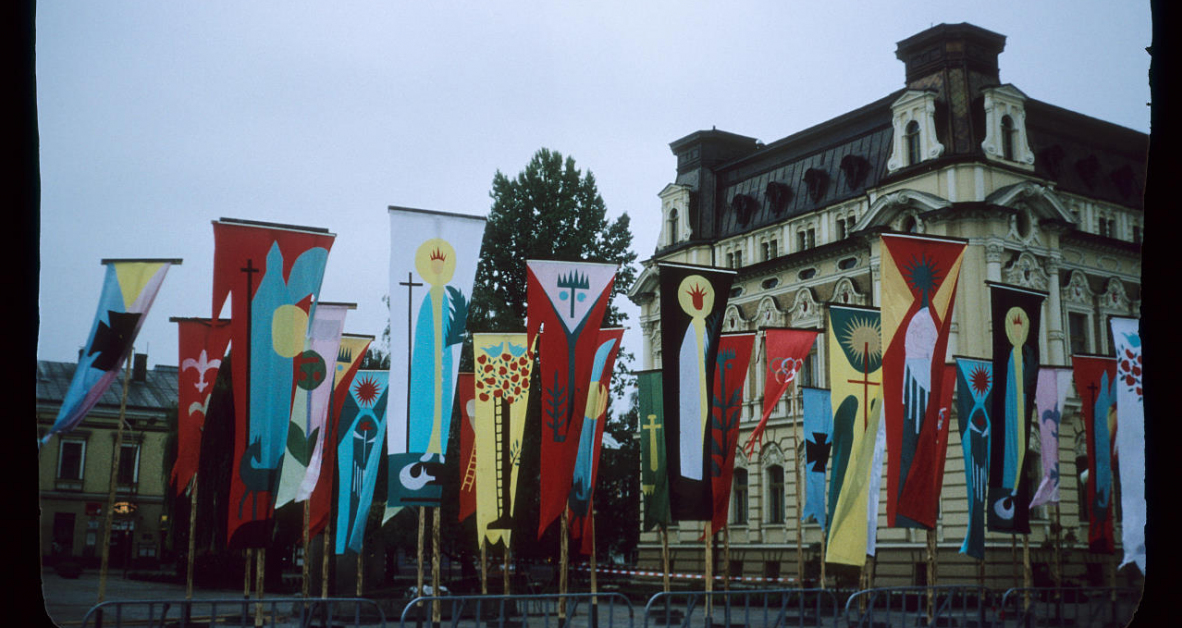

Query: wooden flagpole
[559,510,569,626]
[704,520,713,616]
[926,528,937,622]
[97,351,133,604]
[186,477,198,600]
[504,537,511,595]
[302,500,311,599]
[244,549,253,599]
[480,537,488,595]
[255,547,265,627]
[432,506,442,626]
[590,512,599,628]
[416,506,425,607]
[792,394,805,587]
[661,526,670,593]
[321,520,331,598]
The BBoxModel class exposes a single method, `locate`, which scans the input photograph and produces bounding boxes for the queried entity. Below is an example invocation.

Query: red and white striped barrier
[571,565,800,585]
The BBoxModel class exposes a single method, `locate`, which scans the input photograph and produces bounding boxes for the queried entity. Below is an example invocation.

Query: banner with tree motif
[457,372,477,524]
[880,233,966,530]
[986,282,1045,535]
[1111,317,1145,573]
[801,387,833,529]
[1030,367,1072,508]
[43,259,178,445]
[309,334,372,538]
[213,219,334,547]
[824,304,883,566]
[335,370,389,554]
[474,333,534,548]
[276,302,351,508]
[658,262,736,521]
[744,328,818,458]
[639,370,670,531]
[385,207,486,518]
[1072,354,1117,554]
[526,260,616,537]
[955,356,992,560]
[171,317,231,494]
[569,327,625,555]
[706,332,755,535]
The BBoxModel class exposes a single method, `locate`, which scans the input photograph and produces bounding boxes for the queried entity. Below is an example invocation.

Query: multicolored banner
[824,304,883,566]
[275,303,351,508]
[457,373,477,524]
[658,263,736,521]
[880,233,966,530]
[335,370,389,555]
[385,208,486,518]
[1110,317,1145,573]
[986,282,1045,535]
[638,370,670,531]
[212,219,334,547]
[527,260,617,537]
[309,334,372,538]
[744,328,818,458]
[1030,367,1072,509]
[43,259,178,445]
[955,357,992,560]
[474,333,534,548]
[570,328,625,555]
[801,387,833,529]
[1072,354,1117,554]
[930,363,956,500]
[707,332,755,535]
[170,317,232,494]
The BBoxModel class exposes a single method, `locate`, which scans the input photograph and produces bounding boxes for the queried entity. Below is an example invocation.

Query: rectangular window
[807,228,816,248]
[732,469,749,525]
[767,466,785,524]
[1068,313,1089,356]
[1133,226,1142,244]
[734,250,743,268]
[117,443,140,491]
[761,242,770,262]
[726,252,734,268]
[57,440,85,481]
[797,231,807,251]
[769,240,778,258]
[800,347,819,387]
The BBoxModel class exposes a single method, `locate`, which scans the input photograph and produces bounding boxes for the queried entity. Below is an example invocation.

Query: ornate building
[37,354,178,569]
[629,23,1144,588]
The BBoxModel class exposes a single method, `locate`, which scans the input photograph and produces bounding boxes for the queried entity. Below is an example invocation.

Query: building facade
[37,354,178,568]
[629,23,1144,589]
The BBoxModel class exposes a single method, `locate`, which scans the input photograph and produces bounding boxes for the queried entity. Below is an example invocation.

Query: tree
[468,148,638,337]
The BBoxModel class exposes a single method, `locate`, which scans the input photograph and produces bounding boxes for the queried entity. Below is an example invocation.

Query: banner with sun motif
[658,262,736,522]
[1110,317,1145,574]
[1030,367,1072,508]
[823,304,883,566]
[955,356,992,560]
[744,328,818,458]
[212,219,334,548]
[570,328,626,555]
[474,333,535,548]
[385,207,486,519]
[335,370,389,555]
[457,373,477,524]
[801,387,833,530]
[707,332,755,535]
[309,334,372,538]
[526,260,617,538]
[274,303,351,508]
[1072,354,1117,554]
[986,282,1045,535]
[880,233,966,530]
[43,259,178,445]
[639,370,670,531]
[170,317,232,495]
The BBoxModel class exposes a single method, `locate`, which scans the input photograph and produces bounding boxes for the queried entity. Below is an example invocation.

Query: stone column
[1045,255,1066,365]
[984,242,1004,283]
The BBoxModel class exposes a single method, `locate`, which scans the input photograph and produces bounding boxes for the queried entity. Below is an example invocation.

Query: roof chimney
[895,23,1006,87]
[132,353,148,382]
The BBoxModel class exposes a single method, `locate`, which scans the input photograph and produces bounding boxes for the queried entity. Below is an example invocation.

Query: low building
[629,23,1144,589]
[37,353,178,569]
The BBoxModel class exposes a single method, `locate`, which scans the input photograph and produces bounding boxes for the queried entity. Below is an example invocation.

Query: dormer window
[981,85,1035,169]
[667,208,679,245]
[887,90,944,172]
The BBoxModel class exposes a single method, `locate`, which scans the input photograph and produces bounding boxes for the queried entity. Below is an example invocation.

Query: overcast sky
[36,1,1151,398]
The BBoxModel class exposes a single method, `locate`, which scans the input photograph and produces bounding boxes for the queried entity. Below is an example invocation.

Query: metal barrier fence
[80,596,388,627]
[843,585,996,627]
[998,587,1142,628]
[399,592,634,628]
[642,589,841,628]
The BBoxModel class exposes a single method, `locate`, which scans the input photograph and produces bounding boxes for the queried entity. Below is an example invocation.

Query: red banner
[457,373,477,523]
[743,328,818,458]
[171,318,232,495]
[709,332,756,534]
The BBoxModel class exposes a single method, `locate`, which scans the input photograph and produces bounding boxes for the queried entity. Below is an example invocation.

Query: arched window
[901,215,919,233]
[905,120,921,166]
[766,465,785,524]
[732,469,749,524]
[1001,115,1015,161]
[667,208,679,244]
